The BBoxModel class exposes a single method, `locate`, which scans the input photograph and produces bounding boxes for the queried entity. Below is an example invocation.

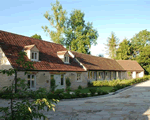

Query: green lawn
[73,86,114,93]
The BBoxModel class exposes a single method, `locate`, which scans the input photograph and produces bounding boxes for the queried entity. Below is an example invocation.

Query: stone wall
[65,72,88,90]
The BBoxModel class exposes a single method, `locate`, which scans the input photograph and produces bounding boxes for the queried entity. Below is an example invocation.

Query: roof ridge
[0,30,64,46]
[71,50,114,60]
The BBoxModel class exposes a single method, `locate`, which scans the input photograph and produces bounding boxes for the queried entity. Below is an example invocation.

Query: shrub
[88,81,93,87]
[97,88,103,95]
[78,85,82,89]
[75,89,81,96]
[51,78,57,92]
[54,89,64,96]
[66,78,71,87]
[89,88,96,96]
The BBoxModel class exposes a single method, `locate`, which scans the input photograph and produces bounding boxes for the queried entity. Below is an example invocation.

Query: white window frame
[31,52,38,61]
[77,73,82,82]
[64,56,69,63]
[27,74,36,90]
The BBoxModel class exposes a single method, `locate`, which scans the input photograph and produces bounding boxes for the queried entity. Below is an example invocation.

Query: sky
[1,0,150,58]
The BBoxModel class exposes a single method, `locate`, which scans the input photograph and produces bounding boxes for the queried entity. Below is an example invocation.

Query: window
[64,56,69,63]
[61,74,64,85]
[77,73,81,81]
[27,74,36,89]
[31,52,38,61]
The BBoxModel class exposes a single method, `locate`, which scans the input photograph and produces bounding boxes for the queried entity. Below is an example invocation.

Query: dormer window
[57,51,70,64]
[31,52,38,61]
[23,44,39,62]
[64,56,69,63]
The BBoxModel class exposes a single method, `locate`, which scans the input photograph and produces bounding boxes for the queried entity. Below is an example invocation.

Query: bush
[88,81,93,87]
[97,88,103,95]
[66,78,71,87]
[51,78,57,92]
[75,89,81,96]
[89,88,96,96]
[54,89,64,96]
[78,85,82,89]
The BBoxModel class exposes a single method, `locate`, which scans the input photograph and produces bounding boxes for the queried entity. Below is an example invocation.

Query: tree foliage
[116,38,131,60]
[137,45,150,75]
[31,34,42,40]
[42,0,98,54]
[64,10,98,54]
[130,29,150,57]
[42,0,66,44]
[105,32,119,59]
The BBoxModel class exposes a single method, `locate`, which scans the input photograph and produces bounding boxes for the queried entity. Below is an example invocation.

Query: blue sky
[1,0,150,57]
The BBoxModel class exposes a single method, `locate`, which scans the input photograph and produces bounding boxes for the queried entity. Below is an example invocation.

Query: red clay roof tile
[71,51,125,71]
[117,60,144,72]
[0,30,85,72]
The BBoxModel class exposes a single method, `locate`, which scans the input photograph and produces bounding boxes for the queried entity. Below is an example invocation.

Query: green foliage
[93,76,150,89]
[43,0,98,54]
[78,85,82,90]
[130,29,150,57]
[116,38,131,60]
[31,34,42,40]
[74,89,81,96]
[64,10,98,54]
[105,32,119,59]
[89,88,96,96]
[127,71,132,77]
[87,81,93,87]
[137,45,150,74]
[50,78,58,92]
[66,77,71,87]
[42,0,66,44]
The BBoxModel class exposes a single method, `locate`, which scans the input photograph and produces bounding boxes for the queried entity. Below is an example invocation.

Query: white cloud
[90,43,109,58]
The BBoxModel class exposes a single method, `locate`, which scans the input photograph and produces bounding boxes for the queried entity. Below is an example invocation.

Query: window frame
[77,73,82,82]
[31,52,38,61]
[27,74,36,90]
[64,56,69,63]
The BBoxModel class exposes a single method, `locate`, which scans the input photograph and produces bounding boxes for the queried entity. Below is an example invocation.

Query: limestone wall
[65,72,88,90]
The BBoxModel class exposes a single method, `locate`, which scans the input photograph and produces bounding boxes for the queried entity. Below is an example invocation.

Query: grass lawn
[73,86,114,93]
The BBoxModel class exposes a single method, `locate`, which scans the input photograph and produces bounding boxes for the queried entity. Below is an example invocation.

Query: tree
[116,38,131,60]
[42,0,98,54]
[105,32,119,59]
[42,0,67,44]
[137,45,150,75]
[64,10,98,54]
[31,34,42,40]
[130,29,150,57]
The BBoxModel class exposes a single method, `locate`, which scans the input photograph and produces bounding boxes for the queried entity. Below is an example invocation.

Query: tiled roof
[0,30,85,72]
[71,51,125,71]
[117,60,144,72]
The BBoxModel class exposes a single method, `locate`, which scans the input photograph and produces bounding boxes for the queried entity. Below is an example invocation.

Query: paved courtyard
[1,80,150,120]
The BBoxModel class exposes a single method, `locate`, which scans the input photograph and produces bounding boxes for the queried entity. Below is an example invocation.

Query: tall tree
[64,10,98,54]
[31,34,42,40]
[105,32,119,59]
[42,0,67,44]
[116,38,131,60]
[137,45,150,75]
[130,29,150,57]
